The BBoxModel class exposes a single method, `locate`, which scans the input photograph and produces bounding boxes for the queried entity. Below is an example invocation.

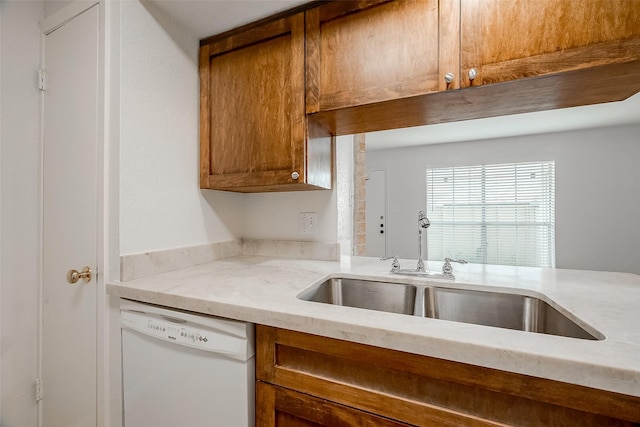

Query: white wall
[242,134,351,244]
[242,191,335,241]
[118,0,350,254]
[43,0,72,17]
[118,0,244,255]
[0,1,44,426]
[366,123,640,274]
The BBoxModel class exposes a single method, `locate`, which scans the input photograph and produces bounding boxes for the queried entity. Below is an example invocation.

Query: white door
[41,5,99,426]
[365,170,387,257]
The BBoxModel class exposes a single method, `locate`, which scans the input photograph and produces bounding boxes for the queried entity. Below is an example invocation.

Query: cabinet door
[306,0,460,113]
[256,382,413,427]
[461,0,640,87]
[200,12,328,192]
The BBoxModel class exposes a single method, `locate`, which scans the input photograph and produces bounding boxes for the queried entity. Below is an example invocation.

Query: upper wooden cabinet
[460,0,640,87]
[198,0,640,191]
[307,0,640,135]
[305,0,460,114]
[199,12,333,193]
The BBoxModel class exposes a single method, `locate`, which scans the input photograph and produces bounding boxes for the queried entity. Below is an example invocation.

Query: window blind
[426,161,555,268]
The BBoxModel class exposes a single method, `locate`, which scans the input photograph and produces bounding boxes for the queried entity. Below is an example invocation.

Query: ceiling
[147,0,640,150]
[145,0,312,40]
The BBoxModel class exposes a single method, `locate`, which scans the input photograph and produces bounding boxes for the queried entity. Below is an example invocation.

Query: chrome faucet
[380,255,401,272]
[416,210,430,272]
[387,255,467,280]
[442,258,468,280]
[385,211,467,280]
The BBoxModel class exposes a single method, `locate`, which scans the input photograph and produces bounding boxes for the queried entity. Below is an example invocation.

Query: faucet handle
[380,255,401,272]
[391,256,401,272]
[442,258,467,279]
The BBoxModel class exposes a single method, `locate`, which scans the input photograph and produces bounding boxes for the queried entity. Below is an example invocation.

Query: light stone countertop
[107,255,640,397]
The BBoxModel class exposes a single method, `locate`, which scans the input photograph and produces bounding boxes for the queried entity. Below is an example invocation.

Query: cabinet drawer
[256,382,413,427]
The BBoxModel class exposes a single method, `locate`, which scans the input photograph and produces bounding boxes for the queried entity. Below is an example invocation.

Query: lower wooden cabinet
[256,382,413,427]
[256,325,640,427]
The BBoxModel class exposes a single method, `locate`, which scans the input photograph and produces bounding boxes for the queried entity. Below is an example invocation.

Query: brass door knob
[66,266,92,284]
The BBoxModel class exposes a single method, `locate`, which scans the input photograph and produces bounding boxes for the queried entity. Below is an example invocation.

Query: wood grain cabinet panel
[256,382,413,427]
[256,325,640,427]
[308,0,640,136]
[199,12,333,193]
[305,0,458,114]
[199,1,640,173]
[461,0,640,87]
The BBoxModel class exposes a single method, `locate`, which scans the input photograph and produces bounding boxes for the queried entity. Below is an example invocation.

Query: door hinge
[38,70,47,92]
[35,378,43,401]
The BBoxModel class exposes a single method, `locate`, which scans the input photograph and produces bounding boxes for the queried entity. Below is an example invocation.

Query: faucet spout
[418,210,430,229]
[417,210,430,272]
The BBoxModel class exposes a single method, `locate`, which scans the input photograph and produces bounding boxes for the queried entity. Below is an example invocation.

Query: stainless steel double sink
[297,277,603,340]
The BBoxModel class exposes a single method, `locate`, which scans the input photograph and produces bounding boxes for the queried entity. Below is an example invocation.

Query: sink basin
[297,277,603,341]
[298,277,416,315]
[425,287,601,340]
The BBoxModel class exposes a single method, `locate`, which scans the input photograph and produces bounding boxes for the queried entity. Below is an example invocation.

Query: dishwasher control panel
[144,316,209,343]
[121,308,252,360]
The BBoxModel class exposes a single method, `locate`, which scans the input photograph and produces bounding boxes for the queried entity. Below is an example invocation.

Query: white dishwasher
[120,299,255,427]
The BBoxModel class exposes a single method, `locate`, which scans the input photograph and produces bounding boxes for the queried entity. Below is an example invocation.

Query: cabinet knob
[468,68,478,81]
[444,73,455,84]
[291,171,300,180]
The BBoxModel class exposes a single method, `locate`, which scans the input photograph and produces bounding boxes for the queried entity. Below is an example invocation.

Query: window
[426,161,555,268]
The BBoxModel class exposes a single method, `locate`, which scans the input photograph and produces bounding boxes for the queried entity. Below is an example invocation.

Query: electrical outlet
[299,212,318,235]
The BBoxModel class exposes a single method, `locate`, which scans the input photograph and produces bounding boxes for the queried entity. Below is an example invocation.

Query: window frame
[425,160,556,268]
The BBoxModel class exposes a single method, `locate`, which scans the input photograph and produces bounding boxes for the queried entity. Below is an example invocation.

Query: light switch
[299,212,318,235]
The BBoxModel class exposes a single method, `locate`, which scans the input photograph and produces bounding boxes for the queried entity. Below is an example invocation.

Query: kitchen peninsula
[108,253,640,425]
